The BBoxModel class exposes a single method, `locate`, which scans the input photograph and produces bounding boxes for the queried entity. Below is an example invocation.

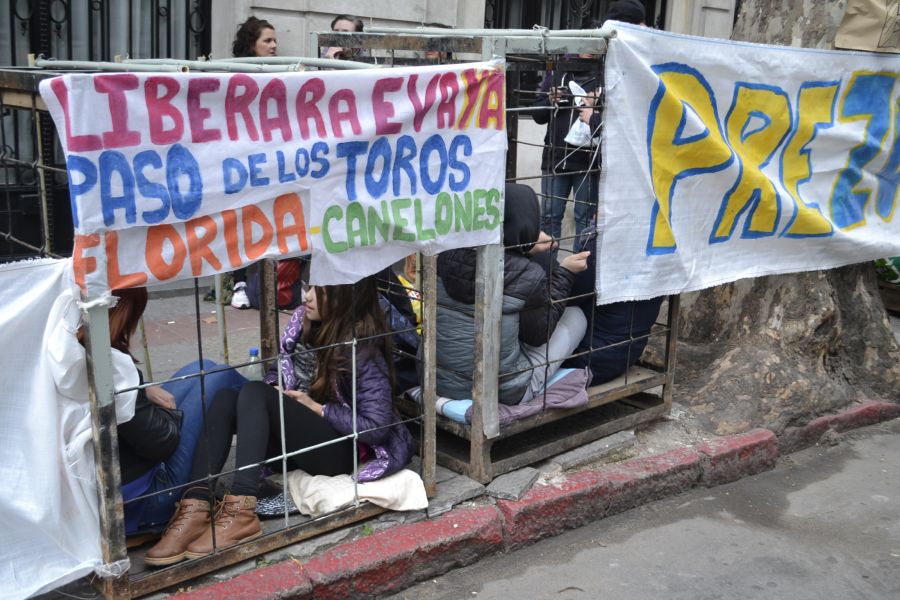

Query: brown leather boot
[185,494,261,558]
[144,497,211,567]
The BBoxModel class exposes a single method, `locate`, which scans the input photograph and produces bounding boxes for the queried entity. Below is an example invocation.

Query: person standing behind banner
[322,14,366,61]
[578,1,648,134]
[530,55,602,248]
[574,1,647,251]
[227,16,278,309]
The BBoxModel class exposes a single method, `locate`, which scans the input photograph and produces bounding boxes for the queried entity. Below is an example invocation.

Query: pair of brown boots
[144,492,262,567]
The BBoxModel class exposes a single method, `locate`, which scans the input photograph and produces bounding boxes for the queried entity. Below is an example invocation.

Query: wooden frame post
[662,294,680,409]
[471,243,504,482]
[83,302,131,599]
[420,254,438,495]
[258,259,278,362]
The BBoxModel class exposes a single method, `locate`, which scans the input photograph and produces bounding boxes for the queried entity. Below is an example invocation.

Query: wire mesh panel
[0,44,452,595]
[2,24,679,598]
[326,27,680,483]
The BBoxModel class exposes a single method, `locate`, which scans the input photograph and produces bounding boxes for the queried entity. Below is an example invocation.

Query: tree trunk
[672,0,900,436]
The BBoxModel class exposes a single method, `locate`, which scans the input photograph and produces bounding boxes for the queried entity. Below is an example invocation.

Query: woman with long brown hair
[80,288,246,536]
[145,276,415,566]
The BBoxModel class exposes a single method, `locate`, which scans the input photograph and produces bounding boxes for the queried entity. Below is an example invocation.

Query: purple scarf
[264,304,314,391]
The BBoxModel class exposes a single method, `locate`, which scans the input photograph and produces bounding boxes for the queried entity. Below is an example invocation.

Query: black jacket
[530,70,602,174]
[438,184,577,345]
[117,371,182,483]
[435,184,578,404]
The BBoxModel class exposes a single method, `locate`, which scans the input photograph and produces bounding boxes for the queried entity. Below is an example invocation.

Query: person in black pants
[145,276,416,566]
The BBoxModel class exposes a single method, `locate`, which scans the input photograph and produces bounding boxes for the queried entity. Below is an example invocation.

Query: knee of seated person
[212,385,239,405]
[238,380,272,399]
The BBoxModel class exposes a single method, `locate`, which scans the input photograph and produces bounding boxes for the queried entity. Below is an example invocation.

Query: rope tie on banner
[95,558,130,579]
[77,290,117,310]
[533,24,549,54]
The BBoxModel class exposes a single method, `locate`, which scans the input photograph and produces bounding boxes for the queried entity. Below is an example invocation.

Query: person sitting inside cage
[434,183,590,406]
[144,276,416,566]
[60,287,246,536]
[374,263,422,393]
[562,231,664,386]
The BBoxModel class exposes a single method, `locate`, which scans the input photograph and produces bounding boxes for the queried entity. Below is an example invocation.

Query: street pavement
[136,280,274,382]
[391,418,900,600]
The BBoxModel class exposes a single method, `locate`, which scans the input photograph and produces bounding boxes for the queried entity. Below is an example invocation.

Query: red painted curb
[496,469,609,549]
[497,447,703,549]
[599,447,705,516]
[172,402,898,599]
[696,428,778,486]
[880,402,900,421]
[780,400,900,453]
[830,400,885,432]
[300,506,503,599]
[174,560,310,599]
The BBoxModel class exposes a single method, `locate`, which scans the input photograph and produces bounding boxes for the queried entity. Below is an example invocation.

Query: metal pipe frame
[364,24,618,38]
[217,56,376,70]
[33,58,184,72]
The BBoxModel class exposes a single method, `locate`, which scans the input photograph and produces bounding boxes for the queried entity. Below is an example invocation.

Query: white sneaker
[231,282,250,309]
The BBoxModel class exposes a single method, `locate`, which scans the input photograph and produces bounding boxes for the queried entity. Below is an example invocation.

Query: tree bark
[672,0,900,436]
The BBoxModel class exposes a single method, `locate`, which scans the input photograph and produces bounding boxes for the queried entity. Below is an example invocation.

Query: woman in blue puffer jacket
[145,276,415,566]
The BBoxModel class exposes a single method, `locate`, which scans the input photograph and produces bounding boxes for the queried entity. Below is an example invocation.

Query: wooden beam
[420,254,438,496]
[83,303,131,599]
[258,259,278,362]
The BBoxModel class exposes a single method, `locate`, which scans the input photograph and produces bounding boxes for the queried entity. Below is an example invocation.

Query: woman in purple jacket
[145,276,415,566]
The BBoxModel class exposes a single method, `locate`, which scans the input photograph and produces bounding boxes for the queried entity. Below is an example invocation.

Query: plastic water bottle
[241,347,263,381]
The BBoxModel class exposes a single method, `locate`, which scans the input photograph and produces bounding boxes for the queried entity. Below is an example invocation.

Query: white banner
[597,24,900,303]
[39,63,507,294]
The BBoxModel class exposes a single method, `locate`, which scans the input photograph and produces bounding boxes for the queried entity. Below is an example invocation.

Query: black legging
[188,381,354,498]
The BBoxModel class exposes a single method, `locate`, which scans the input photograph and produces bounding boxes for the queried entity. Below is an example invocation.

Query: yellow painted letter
[647,64,733,254]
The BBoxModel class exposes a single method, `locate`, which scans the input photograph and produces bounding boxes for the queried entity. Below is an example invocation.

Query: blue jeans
[540,171,598,244]
[132,360,247,532]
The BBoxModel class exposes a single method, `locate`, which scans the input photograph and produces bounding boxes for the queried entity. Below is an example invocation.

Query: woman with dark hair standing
[144,276,415,566]
[228,17,278,308]
[232,16,277,58]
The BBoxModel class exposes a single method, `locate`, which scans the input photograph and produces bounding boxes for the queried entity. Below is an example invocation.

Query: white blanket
[286,468,428,518]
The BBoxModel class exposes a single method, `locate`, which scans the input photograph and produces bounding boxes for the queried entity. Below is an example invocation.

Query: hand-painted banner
[597,24,900,304]
[39,62,506,294]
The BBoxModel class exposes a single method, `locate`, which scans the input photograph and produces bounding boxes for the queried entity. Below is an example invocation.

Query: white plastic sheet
[0,258,136,599]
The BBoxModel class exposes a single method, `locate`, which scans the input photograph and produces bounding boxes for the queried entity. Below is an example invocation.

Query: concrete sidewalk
[137,279,270,382]
[395,418,900,599]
